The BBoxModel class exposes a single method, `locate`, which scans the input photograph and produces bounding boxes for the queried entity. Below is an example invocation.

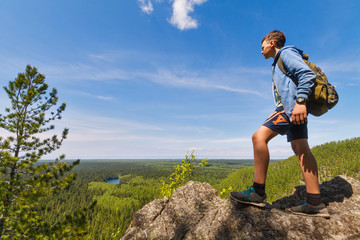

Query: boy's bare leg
[252,126,278,184]
[229,126,277,207]
[291,138,320,194]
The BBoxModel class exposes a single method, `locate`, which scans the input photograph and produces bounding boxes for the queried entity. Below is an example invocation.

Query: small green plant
[110,228,122,239]
[220,186,233,198]
[160,151,208,198]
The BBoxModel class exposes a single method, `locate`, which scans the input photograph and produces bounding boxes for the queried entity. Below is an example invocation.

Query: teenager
[230,30,329,218]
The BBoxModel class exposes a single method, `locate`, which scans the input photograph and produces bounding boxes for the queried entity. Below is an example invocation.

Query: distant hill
[217,137,360,202]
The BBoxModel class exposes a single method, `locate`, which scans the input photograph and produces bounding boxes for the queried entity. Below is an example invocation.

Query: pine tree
[0,65,82,238]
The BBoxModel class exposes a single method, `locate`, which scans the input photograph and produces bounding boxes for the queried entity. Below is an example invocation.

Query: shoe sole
[288,209,330,219]
[230,196,266,208]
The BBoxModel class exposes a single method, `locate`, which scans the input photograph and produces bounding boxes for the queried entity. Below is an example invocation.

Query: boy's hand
[292,103,307,125]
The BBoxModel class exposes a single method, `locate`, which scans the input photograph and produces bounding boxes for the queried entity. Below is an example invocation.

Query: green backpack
[277,54,339,116]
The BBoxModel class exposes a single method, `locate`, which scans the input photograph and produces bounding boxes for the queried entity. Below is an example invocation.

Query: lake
[106,178,120,184]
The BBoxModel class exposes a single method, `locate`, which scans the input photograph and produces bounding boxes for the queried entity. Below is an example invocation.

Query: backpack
[277,53,338,116]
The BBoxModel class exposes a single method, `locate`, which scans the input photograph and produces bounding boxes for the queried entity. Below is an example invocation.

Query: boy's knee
[291,139,311,155]
[252,132,260,144]
[252,127,277,145]
[252,131,266,145]
[291,141,298,152]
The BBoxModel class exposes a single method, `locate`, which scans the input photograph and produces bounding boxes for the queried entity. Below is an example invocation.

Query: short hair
[262,30,286,48]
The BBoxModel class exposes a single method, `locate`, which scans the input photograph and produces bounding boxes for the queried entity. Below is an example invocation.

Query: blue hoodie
[272,46,316,117]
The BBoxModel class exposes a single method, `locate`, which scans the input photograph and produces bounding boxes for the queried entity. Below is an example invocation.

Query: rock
[121,176,360,240]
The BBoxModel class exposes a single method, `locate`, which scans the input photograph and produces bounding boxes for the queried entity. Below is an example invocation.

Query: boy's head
[261,30,286,59]
[262,30,286,48]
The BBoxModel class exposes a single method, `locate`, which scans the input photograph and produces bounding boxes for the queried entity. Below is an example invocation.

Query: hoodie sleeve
[281,48,316,99]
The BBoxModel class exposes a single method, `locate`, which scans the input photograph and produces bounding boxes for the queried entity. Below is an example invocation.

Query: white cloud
[173,113,253,121]
[44,63,133,81]
[319,59,360,74]
[137,0,208,30]
[74,91,114,101]
[0,53,267,97]
[213,138,250,143]
[150,68,263,96]
[40,111,253,159]
[138,0,154,14]
[169,0,208,30]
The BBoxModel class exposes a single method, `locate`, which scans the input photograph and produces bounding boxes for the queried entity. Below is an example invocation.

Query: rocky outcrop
[122,176,360,239]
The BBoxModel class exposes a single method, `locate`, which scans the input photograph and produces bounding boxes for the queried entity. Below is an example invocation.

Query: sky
[0,0,359,160]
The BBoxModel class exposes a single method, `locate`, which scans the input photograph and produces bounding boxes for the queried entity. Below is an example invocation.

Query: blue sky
[0,1,359,159]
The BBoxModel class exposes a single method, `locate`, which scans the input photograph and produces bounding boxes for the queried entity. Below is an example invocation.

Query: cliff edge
[122,176,360,239]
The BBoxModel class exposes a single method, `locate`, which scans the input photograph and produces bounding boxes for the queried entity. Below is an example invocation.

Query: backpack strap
[276,54,299,86]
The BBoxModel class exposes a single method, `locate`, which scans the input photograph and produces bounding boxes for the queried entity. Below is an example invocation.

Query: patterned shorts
[263,106,308,142]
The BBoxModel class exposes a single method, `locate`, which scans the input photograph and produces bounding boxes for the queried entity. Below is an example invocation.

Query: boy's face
[261,40,275,59]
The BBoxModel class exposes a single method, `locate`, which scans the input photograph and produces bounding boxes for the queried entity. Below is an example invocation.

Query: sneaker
[289,202,330,218]
[230,186,267,207]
